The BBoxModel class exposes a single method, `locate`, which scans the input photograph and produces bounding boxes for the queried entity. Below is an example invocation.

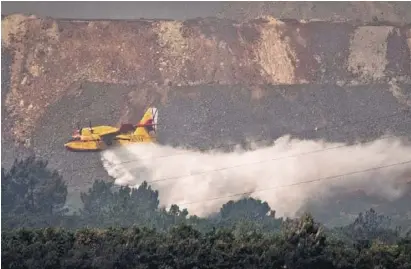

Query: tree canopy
[1,155,410,269]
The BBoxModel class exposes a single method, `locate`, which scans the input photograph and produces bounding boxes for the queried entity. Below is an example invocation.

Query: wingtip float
[64,107,159,152]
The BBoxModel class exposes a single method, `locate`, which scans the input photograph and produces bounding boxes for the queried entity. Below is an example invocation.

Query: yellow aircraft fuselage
[64,108,158,152]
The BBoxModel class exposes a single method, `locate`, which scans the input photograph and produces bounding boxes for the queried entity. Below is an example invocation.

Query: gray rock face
[158,84,410,149]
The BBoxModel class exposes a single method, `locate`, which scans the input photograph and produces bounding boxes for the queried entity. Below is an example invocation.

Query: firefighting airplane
[64,107,158,152]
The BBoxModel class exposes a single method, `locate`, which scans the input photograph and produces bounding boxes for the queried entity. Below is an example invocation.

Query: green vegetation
[2,155,411,269]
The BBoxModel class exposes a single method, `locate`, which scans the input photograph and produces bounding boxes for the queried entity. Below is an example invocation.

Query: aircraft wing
[99,130,121,145]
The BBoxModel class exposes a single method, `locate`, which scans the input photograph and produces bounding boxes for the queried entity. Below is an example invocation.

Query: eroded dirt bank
[2,14,411,145]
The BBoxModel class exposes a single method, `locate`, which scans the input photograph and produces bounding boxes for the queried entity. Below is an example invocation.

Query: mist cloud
[100,135,411,217]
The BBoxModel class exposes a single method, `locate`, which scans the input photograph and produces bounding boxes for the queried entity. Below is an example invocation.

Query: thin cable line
[72,109,409,173]
[177,160,411,206]
[113,133,408,184]
[123,109,410,162]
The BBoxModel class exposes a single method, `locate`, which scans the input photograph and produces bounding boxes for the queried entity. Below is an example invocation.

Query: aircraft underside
[64,137,152,152]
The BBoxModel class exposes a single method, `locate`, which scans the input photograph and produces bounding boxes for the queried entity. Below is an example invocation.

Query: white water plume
[100,135,411,217]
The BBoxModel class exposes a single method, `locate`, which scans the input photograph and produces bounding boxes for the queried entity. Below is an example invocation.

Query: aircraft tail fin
[133,107,158,138]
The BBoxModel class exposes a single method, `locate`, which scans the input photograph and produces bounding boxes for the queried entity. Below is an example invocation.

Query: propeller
[71,122,81,138]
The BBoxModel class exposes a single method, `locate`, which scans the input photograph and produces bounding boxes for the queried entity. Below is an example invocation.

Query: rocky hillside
[219,2,411,23]
[2,13,411,211]
[2,14,411,143]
